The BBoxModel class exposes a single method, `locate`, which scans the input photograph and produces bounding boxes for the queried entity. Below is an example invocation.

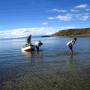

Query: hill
[53,28,90,36]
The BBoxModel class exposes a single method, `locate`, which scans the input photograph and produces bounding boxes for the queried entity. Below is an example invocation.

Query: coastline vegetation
[52,28,90,36]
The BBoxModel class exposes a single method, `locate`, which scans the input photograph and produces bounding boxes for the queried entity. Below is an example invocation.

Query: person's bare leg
[71,49,73,55]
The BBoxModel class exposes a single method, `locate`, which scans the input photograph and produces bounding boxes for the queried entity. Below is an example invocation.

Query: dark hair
[74,38,77,41]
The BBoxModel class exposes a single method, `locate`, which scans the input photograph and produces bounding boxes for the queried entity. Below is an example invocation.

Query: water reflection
[21,51,44,64]
[21,51,32,63]
[68,54,78,75]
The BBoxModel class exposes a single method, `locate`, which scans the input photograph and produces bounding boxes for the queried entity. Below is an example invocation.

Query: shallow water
[0,36,90,90]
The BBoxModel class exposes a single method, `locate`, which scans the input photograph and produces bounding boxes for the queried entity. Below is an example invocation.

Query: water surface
[0,36,90,90]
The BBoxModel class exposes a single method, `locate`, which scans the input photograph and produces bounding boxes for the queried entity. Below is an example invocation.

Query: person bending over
[66,38,77,55]
[35,40,43,52]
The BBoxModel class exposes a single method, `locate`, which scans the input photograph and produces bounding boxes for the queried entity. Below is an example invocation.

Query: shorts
[69,45,73,50]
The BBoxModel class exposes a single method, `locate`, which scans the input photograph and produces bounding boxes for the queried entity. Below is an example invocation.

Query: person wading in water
[35,40,43,52]
[66,38,77,55]
[27,34,32,45]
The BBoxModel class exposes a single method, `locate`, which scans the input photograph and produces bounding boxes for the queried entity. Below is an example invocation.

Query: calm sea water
[0,36,90,90]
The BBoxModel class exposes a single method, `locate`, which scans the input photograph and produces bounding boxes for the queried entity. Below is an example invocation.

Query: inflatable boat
[22,44,35,52]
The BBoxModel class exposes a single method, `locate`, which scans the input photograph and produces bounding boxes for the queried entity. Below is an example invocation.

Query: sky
[0,0,90,37]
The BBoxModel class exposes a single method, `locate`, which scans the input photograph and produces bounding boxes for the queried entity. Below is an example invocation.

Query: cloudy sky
[0,0,90,38]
